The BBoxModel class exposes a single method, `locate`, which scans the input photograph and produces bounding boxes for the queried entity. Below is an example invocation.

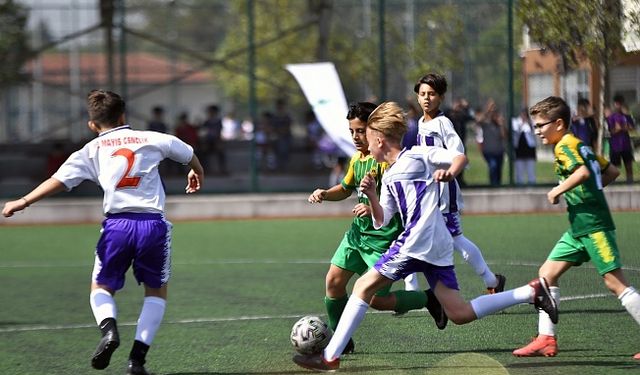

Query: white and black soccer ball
[290,315,333,354]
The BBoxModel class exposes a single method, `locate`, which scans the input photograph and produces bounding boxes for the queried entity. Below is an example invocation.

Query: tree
[517,0,640,104]
[0,0,31,87]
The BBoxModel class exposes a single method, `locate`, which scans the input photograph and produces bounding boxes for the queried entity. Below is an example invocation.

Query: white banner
[286,62,355,156]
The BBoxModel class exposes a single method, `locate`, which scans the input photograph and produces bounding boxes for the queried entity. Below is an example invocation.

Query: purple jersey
[606,112,634,152]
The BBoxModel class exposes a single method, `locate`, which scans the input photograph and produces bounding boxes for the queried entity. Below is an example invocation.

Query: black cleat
[530,277,558,324]
[126,360,154,375]
[487,274,507,294]
[91,328,120,370]
[425,289,448,330]
[341,338,355,355]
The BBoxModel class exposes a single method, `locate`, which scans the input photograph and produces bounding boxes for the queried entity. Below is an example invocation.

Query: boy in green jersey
[513,96,640,360]
[308,102,446,354]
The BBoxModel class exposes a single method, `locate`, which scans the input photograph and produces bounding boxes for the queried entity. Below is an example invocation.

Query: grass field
[1,212,639,375]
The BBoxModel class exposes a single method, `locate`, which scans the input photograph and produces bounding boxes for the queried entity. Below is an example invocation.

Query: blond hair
[367,102,407,143]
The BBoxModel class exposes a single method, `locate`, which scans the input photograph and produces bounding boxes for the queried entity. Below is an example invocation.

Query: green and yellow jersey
[554,133,615,236]
[341,151,402,251]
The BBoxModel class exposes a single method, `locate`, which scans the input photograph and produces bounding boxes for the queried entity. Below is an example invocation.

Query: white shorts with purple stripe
[92,212,172,291]
[374,251,459,291]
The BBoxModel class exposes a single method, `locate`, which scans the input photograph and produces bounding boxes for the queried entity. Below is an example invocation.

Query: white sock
[89,288,117,325]
[453,235,497,288]
[135,296,166,345]
[323,296,369,361]
[470,284,532,319]
[403,273,420,291]
[619,286,640,326]
[539,286,559,336]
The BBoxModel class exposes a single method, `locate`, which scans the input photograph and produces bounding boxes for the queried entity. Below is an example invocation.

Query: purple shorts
[374,251,459,291]
[443,212,463,237]
[92,213,172,291]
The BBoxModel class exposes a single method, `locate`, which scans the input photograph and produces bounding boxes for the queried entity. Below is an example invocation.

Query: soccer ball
[290,315,333,354]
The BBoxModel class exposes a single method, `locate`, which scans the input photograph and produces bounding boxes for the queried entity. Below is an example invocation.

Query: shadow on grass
[507,360,638,370]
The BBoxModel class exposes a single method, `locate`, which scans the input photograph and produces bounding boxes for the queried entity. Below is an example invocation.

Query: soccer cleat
[634,352,640,360]
[126,360,153,375]
[293,352,340,372]
[341,338,355,355]
[512,334,558,357]
[529,277,558,324]
[425,289,448,330]
[487,274,507,294]
[91,327,120,370]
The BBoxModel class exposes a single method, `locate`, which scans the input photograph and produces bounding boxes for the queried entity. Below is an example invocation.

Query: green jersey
[554,133,615,236]
[341,151,402,251]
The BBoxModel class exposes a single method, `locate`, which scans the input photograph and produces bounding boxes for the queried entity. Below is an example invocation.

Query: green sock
[324,295,349,331]
[392,290,427,314]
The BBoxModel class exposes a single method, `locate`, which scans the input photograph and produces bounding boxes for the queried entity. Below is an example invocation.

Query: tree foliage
[517,0,629,70]
[0,0,31,87]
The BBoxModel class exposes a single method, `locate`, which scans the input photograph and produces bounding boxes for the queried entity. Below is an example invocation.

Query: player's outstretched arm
[185,154,204,194]
[360,173,383,225]
[2,178,66,217]
[547,165,590,204]
[308,184,351,203]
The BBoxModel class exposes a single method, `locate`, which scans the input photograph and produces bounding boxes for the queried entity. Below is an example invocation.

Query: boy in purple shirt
[606,95,635,182]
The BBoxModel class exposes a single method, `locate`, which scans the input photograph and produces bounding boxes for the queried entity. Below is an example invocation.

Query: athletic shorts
[331,232,392,296]
[374,251,459,291]
[443,212,463,237]
[609,149,634,166]
[548,230,622,276]
[92,212,172,291]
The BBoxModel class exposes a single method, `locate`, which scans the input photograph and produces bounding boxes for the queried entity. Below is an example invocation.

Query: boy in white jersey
[292,102,558,372]
[412,73,505,294]
[2,90,205,375]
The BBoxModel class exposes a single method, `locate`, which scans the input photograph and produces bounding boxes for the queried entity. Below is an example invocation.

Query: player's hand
[2,199,28,218]
[547,188,560,204]
[434,169,455,182]
[360,173,376,197]
[352,203,371,217]
[185,169,203,194]
[308,189,327,203]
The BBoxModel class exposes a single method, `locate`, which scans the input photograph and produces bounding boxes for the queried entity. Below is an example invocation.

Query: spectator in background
[46,142,69,178]
[175,113,199,150]
[475,99,506,186]
[402,102,419,149]
[512,107,537,185]
[201,104,229,176]
[570,98,599,152]
[607,95,635,183]
[271,98,293,171]
[222,111,241,141]
[446,97,474,186]
[147,106,168,133]
[305,110,324,170]
[256,111,276,171]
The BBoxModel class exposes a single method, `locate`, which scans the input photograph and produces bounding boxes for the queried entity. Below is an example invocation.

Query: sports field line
[0,259,639,273]
[0,292,614,334]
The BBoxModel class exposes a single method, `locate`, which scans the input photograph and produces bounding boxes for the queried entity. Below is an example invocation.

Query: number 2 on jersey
[112,148,141,188]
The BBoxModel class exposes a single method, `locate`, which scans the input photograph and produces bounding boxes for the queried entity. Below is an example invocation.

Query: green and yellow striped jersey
[554,133,615,236]
[341,151,402,251]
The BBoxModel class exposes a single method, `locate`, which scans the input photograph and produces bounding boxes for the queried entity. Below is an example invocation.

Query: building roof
[25,52,214,86]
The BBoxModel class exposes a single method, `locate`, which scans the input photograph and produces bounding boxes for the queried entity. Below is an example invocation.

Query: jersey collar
[99,125,131,137]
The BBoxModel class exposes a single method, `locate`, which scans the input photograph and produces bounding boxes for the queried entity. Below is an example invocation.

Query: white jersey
[374,146,462,266]
[53,125,194,215]
[417,113,464,213]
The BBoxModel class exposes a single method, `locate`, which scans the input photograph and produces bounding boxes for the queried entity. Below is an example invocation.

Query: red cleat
[513,335,558,357]
[633,352,640,360]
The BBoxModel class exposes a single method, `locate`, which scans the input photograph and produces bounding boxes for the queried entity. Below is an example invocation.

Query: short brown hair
[529,96,570,126]
[87,90,125,126]
[367,102,407,143]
